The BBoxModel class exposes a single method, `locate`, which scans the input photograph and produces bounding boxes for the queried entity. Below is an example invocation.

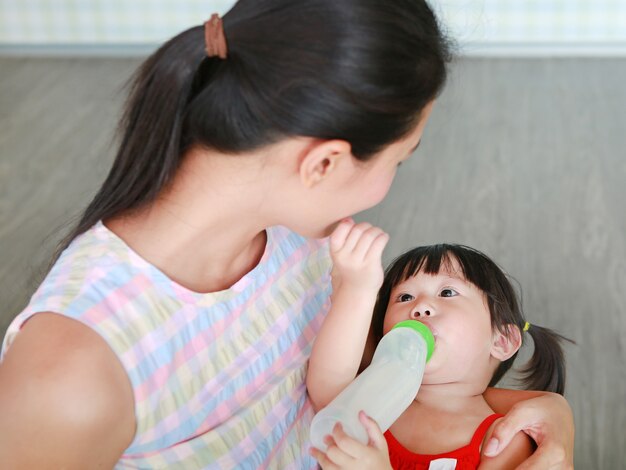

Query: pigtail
[518,324,575,395]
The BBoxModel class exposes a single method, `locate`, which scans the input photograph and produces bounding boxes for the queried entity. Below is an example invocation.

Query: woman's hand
[310,412,392,470]
[329,219,389,292]
[483,392,574,469]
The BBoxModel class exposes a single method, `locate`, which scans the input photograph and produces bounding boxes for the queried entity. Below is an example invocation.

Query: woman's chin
[314,223,345,239]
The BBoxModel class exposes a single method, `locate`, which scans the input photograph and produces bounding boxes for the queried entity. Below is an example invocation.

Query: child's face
[383,256,496,385]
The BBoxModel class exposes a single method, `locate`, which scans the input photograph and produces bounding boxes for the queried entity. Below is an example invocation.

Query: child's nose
[410,301,434,318]
[411,309,432,318]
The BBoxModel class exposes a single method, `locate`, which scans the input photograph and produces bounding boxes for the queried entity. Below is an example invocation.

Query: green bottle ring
[392,320,435,362]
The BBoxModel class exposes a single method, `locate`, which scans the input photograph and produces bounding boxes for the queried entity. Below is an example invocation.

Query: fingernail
[484,438,499,456]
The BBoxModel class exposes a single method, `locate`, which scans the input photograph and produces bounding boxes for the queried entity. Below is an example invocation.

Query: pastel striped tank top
[1,221,332,469]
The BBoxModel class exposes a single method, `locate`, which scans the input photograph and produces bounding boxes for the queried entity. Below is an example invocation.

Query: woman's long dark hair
[372,244,574,395]
[50,0,452,266]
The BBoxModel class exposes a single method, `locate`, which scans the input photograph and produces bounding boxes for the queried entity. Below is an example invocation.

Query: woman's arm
[483,388,574,469]
[306,220,389,411]
[0,313,136,468]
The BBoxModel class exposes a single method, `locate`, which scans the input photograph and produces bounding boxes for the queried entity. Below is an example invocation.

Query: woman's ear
[491,324,522,361]
[298,140,353,188]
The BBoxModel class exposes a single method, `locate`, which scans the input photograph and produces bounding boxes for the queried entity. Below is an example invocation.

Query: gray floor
[1,56,625,468]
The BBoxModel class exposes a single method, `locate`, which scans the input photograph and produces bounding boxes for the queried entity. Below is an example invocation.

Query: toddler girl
[308,221,571,469]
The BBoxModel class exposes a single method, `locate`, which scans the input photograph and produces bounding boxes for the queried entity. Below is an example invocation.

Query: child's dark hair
[51,0,452,262]
[372,244,574,395]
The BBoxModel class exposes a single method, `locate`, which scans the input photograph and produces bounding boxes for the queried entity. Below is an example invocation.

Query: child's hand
[330,219,389,292]
[310,411,393,470]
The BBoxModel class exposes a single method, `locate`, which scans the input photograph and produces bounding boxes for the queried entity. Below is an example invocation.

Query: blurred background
[1,1,625,468]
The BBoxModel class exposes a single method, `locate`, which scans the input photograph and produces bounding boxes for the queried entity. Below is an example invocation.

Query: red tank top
[384,413,504,470]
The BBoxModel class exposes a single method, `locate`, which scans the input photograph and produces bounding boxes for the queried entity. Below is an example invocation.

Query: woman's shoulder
[0,312,135,466]
[3,223,142,337]
[56,220,138,276]
[30,222,137,304]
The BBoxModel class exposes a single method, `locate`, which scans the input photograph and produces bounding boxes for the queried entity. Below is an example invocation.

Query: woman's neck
[105,147,279,293]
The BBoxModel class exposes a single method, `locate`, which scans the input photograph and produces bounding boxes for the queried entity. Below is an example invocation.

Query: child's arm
[307,219,389,411]
[483,388,574,469]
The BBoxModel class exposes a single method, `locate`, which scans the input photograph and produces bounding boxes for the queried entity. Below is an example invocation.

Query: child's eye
[397,293,414,302]
[440,288,459,298]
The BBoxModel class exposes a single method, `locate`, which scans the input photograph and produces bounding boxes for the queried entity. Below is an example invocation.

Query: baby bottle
[310,320,434,451]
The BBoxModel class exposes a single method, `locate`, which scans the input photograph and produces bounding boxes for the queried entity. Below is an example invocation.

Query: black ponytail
[516,324,574,395]
[49,26,208,268]
[84,28,206,223]
[51,0,453,265]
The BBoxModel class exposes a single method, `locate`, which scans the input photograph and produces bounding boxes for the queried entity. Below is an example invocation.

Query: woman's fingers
[484,400,539,456]
[483,418,520,457]
[484,395,574,469]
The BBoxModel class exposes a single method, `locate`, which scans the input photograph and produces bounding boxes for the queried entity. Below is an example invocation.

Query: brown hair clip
[204,13,228,59]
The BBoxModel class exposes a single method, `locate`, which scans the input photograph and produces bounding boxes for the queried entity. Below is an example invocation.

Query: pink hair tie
[204,13,228,59]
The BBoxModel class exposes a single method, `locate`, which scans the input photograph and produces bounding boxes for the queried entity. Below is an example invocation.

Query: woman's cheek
[366,171,396,207]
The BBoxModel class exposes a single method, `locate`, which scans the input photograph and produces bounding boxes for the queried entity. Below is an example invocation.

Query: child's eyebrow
[443,273,465,282]
[392,272,466,290]
[438,272,471,286]
[390,280,413,292]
